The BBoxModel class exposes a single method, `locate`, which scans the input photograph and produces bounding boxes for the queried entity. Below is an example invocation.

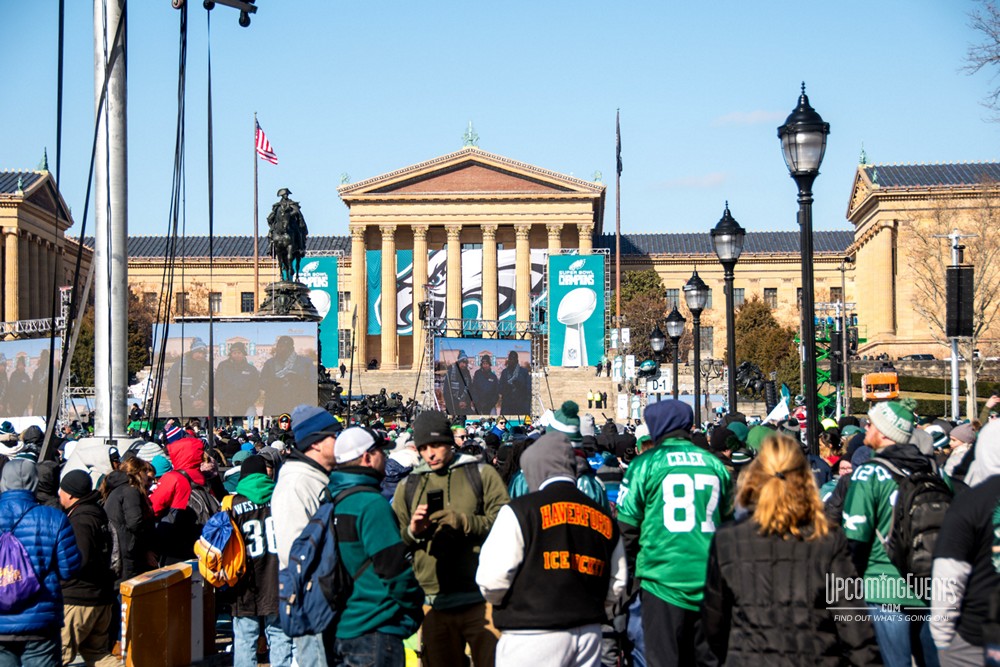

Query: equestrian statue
[267,188,307,282]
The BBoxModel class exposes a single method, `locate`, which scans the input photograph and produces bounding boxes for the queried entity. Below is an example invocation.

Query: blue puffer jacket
[0,490,82,634]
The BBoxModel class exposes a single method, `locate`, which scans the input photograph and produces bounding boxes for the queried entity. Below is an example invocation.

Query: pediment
[846,166,874,222]
[24,173,74,230]
[339,146,604,198]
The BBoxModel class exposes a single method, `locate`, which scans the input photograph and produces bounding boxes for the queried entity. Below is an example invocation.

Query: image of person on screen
[444,350,475,416]
[29,349,50,416]
[260,335,313,415]
[0,355,9,415]
[164,337,211,417]
[215,341,261,418]
[471,354,499,416]
[499,350,531,416]
[6,356,32,417]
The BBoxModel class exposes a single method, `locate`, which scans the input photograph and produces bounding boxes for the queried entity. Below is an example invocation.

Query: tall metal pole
[93,0,128,441]
[723,267,737,413]
[841,260,850,416]
[671,339,680,401]
[797,175,819,455]
[615,110,622,330]
[253,113,260,312]
[692,314,702,426]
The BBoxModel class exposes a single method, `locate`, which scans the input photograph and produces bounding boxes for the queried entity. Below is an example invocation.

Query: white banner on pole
[617,393,629,420]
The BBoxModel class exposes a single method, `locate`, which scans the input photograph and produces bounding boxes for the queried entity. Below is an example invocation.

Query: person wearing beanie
[215,340,261,419]
[0,459,81,661]
[58,469,118,667]
[271,404,344,663]
[148,426,211,565]
[227,453,292,667]
[931,420,1000,662]
[444,350,475,416]
[943,423,977,477]
[841,400,945,665]
[470,354,500,417]
[616,400,732,666]
[326,428,423,663]
[163,335,211,417]
[476,431,627,666]
[391,410,510,667]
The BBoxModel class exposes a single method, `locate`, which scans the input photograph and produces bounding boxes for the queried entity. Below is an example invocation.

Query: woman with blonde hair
[702,433,876,665]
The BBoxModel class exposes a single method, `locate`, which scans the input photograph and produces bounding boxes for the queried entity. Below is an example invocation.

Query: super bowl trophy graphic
[557,287,597,367]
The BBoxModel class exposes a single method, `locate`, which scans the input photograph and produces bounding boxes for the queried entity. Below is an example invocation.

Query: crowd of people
[0,390,998,666]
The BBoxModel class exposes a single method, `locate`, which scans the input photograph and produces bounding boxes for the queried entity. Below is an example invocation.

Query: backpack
[873,457,953,586]
[278,486,380,638]
[194,496,246,588]
[0,507,42,611]
[404,462,485,515]
[178,470,222,526]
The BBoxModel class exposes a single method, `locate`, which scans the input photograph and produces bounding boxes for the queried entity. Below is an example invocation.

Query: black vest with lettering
[492,481,618,630]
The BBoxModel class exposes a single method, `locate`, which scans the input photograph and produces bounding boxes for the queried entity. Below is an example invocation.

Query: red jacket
[150,437,207,517]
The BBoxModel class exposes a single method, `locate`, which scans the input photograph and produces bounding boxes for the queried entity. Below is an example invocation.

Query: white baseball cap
[334,427,386,464]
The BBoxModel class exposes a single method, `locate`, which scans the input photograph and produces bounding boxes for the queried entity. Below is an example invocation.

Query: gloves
[429,509,470,535]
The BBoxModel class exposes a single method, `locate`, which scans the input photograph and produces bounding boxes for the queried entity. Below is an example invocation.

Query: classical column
[412,225,429,365]
[870,222,896,339]
[379,225,399,370]
[3,228,17,321]
[547,223,563,254]
[20,234,38,320]
[41,242,53,319]
[350,226,367,367]
[515,223,532,327]
[446,224,463,337]
[481,224,498,337]
[577,222,594,253]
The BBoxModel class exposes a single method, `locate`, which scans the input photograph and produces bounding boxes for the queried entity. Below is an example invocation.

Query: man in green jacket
[328,427,423,666]
[616,399,732,667]
[392,410,510,667]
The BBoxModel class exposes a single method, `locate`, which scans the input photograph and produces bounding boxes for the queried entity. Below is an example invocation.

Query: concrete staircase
[540,366,618,419]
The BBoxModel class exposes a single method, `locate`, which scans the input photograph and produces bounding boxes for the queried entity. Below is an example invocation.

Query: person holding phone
[391,410,510,667]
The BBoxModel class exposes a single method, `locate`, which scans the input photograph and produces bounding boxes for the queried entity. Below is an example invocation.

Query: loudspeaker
[764,380,778,413]
[946,266,975,338]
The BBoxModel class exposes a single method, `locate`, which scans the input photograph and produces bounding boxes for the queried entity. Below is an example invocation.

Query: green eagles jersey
[841,460,927,607]
[617,439,733,611]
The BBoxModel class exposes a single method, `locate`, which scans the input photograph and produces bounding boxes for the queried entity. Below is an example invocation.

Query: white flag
[764,399,790,424]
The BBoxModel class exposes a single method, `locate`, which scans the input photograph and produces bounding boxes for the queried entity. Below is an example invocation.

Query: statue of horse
[267,188,307,282]
[735,361,766,399]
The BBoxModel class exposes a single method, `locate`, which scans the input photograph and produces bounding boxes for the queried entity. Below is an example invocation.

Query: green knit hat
[549,401,582,442]
[867,401,916,445]
[745,425,772,452]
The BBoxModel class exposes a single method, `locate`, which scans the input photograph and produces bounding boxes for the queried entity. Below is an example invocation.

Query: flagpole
[253,112,260,313]
[615,109,622,330]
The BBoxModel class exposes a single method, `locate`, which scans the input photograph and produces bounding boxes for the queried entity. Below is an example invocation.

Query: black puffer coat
[703,516,877,666]
[102,471,155,582]
[62,491,116,606]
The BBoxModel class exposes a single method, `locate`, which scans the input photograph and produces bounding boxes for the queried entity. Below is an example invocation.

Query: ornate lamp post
[684,269,710,426]
[710,202,746,414]
[778,83,830,455]
[649,324,666,360]
[665,306,686,400]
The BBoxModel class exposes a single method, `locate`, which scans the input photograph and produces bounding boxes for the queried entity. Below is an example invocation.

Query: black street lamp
[684,269,709,426]
[649,324,666,359]
[710,202,746,414]
[665,305,686,400]
[778,82,830,455]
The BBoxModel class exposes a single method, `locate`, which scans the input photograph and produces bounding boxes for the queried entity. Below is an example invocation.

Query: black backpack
[178,470,222,526]
[873,458,953,587]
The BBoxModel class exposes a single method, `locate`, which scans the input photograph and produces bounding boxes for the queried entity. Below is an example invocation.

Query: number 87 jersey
[616,441,733,611]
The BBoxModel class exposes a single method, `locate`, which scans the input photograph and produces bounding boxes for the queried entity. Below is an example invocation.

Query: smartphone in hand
[426,489,444,515]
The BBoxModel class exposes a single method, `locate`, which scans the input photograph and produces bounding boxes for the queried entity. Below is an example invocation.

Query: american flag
[255,121,278,165]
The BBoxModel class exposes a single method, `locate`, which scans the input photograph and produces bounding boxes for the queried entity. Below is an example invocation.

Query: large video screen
[433,338,532,417]
[153,321,317,419]
[0,338,62,419]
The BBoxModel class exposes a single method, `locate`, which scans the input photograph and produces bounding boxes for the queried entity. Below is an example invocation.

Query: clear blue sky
[2,1,995,239]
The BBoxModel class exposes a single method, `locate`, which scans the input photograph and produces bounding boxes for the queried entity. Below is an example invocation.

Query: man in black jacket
[476,431,627,665]
[58,470,118,667]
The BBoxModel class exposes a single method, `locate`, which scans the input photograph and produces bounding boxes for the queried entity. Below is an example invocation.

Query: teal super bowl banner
[299,257,340,369]
[548,255,605,367]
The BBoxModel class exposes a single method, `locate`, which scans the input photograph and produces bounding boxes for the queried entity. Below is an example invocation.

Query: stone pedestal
[258,281,322,321]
